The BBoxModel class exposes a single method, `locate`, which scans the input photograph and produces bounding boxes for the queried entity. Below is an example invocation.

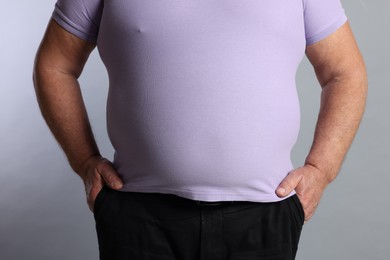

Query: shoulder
[52,0,104,43]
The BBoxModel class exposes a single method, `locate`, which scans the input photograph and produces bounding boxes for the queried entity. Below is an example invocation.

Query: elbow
[349,60,368,99]
[32,54,42,92]
[321,60,368,96]
[32,54,59,99]
[32,60,40,91]
[32,56,48,94]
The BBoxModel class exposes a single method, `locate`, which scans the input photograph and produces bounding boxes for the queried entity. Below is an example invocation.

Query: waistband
[194,200,236,206]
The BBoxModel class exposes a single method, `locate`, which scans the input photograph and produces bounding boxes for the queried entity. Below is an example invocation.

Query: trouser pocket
[93,185,110,216]
[291,194,305,225]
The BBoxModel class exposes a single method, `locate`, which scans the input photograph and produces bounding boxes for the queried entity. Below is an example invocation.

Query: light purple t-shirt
[52,0,347,202]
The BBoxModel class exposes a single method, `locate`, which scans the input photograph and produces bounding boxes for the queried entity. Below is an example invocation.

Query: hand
[275,164,329,224]
[79,155,123,212]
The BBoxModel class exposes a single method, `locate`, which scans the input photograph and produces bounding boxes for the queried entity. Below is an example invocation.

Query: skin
[276,21,367,223]
[33,19,367,219]
[33,19,123,212]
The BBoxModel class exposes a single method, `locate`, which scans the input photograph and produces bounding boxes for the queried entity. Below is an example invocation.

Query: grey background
[0,0,388,259]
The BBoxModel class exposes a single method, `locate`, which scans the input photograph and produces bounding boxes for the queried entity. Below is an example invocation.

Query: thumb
[276,169,303,198]
[98,159,123,190]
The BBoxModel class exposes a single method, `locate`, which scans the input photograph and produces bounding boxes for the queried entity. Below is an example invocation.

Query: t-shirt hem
[306,11,348,46]
[116,185,296,203]
[52,9,97,44]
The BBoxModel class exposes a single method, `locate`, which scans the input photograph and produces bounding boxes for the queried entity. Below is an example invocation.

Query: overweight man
[33,0,367,259]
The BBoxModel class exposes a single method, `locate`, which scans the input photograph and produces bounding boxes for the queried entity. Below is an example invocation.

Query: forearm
[33,67,100,177]
[304,74,367,183]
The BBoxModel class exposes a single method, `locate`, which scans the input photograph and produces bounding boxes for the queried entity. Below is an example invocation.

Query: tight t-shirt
[52,0,347,202]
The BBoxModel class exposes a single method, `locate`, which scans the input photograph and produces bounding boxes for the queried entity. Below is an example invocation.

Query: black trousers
[93,185,305,260]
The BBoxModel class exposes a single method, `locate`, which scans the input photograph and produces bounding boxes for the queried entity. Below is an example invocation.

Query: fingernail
[277,187,285,195]
[112,182,122,189]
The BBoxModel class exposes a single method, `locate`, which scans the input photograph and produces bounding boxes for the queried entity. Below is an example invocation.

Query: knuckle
[99,160,112,172]
[282,180,294,189]
[104,174,116,183]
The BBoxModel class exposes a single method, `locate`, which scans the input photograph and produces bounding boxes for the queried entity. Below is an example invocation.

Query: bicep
[305,21,366,87]
[34,18,96,78]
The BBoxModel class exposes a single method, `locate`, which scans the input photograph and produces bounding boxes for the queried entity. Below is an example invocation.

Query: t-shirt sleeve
[304,0,348,45]
[51,0,103,43]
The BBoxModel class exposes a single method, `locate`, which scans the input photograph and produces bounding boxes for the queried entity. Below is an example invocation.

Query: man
[33,0,367,259]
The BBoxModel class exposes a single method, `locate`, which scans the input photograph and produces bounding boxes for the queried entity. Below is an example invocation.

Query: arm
[276,22,368,223]
[33,19,123,212]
